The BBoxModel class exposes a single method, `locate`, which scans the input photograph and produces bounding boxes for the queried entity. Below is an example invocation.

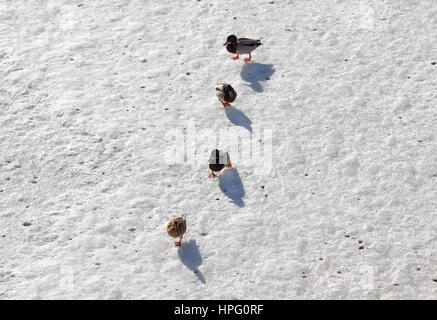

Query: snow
[1,0,436,299]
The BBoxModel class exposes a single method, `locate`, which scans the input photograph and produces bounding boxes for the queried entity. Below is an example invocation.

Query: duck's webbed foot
[219,99,230,107]
[174,236,183,247]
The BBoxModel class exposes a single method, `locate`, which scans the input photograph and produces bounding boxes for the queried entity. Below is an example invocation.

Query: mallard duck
[167,216,186,247]
[208,149,231,178]
[215,83,237,107]
[223,34,262,61]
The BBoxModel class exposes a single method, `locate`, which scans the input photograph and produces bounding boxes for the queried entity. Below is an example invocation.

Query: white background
[0,0,436,299]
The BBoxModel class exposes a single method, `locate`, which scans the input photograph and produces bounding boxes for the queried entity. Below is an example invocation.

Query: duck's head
[223,34,237,46]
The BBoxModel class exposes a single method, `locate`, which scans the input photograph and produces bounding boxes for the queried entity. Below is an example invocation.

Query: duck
[208,149,231,178]
[215,83,237,107]
[166,216,186,247]
[223,34,262,61]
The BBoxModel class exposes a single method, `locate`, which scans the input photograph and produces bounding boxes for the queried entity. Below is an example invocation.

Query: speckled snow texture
[1,0,436,299]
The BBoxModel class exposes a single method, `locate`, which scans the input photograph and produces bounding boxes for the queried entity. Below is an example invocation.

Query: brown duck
[167,217,186,247]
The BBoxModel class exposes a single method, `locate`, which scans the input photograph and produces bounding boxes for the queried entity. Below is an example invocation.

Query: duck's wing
[236,38,262,54]
[237,38,262,47]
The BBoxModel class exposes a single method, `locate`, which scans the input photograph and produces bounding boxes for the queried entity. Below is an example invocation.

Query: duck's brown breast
[209,163,225,172]
[226,43,237,54]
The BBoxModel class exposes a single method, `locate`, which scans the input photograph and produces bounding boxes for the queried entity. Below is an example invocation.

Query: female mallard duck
[223,34,262,61]
[167,216,186,247]
[215,83,237,107]
[208,149,231,178]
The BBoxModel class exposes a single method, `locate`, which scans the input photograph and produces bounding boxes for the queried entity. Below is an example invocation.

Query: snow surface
[1,0,436,299]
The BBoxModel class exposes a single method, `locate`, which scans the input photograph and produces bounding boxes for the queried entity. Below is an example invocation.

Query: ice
[0,0,436,300]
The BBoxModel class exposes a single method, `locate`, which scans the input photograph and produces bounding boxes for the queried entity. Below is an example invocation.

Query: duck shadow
[218,167,245,207]
[178,239,206,284]
[225,106,252,132]
[240,62,275,93]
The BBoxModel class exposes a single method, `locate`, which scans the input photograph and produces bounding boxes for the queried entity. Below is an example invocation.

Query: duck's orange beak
[223,41,229,46]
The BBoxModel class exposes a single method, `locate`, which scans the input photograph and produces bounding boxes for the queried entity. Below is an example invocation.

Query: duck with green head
[208,149,231,178]
[215,83,237,107]
[223,34,262,61]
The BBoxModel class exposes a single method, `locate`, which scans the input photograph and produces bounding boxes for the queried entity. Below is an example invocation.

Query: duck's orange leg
[219,99,230,107]
[244,53,252,62]
[174,235,183,247]
[227,161,232,168]
[209,172,217,178]
[231,55,239,60]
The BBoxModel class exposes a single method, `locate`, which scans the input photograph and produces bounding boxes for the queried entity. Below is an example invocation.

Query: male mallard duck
[215,83,237,107]
[223,34,262,61]
[208,149,231,178]
[167,216,186,247]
